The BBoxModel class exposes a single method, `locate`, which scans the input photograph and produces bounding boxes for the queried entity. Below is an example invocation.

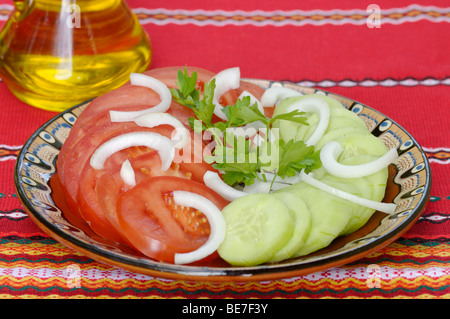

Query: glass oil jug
[0,0,152,112]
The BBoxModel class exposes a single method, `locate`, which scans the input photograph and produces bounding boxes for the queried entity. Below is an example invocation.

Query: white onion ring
[203,171,248,201]
[286,97,330,146]
[242,180,272,193]
[260,87,302,107]
[204,171,288,198]
[173,191,226,264]
[211,67,241,120]
[320,141,398,178]
[90,131,175,171]
[120,159,136,187]
[299,171,397,214]
[134,112,190,149]
[109,73,172,122]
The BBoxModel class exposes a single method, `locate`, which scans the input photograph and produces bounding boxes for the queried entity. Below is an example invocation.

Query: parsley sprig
[170,67,321,188]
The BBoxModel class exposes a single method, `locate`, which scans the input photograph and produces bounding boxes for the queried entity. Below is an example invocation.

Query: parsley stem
[261,172,267,183]
[269,172,278,191]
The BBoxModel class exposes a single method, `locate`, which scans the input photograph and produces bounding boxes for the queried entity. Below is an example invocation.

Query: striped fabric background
[0,0,449,298]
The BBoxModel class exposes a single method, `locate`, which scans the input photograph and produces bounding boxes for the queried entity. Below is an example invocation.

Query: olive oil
[0,0,151,111]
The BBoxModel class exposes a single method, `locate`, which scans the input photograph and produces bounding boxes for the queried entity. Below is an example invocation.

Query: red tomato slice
[116,176,229,263]
[58,100,197,188]
[58,67,216,182]
[72,66,215,129]
[58,104,156,186]
[62,122,175,213]
[95,150,191,240]
[72,84,157,130]
[76,135,219,245]
[236,80,266,101]
[143,66,215,90]
[78,148,186,244]
[76,148,141,244]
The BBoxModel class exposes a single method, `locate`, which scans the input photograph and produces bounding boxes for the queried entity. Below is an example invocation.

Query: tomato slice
[116,176,229,263]
[62,122,175,213]
[72,66,215,129]
[58,66,216,184]
[76,148,141,244]
[236,80,265,101]
[58,105,133,188]
[77,138,220,245]
[143,66,215,90]
[79,148,185,243]
[95,150,193,240]
[76,85,160,126]
[58,103,166,181]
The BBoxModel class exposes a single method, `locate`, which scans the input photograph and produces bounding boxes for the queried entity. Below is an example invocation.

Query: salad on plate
[55,66,398,266]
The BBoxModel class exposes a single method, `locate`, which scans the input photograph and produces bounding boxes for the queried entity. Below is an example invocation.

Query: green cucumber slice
[269,192,311,262]
[333,133,388,160]
[326,115,368,133]
[217,193,295,266]
[318,173,374,235]
[272,96,310,142]
[327,154,389,234]
[314,126,370,150]
[278,183,354,257]
[273,94,368,145]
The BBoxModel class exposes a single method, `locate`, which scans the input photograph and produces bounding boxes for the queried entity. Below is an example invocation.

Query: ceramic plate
[14,80,431,282]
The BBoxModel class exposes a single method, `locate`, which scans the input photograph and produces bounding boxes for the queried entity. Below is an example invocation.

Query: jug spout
[0,0,152,112]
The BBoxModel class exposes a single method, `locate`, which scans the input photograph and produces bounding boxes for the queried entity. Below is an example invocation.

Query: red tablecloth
[0,0,449,299]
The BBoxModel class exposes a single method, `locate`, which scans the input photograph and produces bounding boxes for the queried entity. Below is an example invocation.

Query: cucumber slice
[334,133,388,160]
[308,126,370,180]
[312,149,389,235]
[326,115,368,133]
[314,130,389,180]
[318,96,367,133]
[278,183,354,257]
[269,192,311,262]
[318,173,374,235]
[272,95,312,142]
[273,94,368,145]
[339,154,388,201]
[331,154,389,234]
[217,193,295,266]
[314,126,370,150]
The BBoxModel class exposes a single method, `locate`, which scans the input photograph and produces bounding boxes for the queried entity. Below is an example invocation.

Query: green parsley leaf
[170,67,199,109]
[170,68,216,130]
[221,96,265,127]
[276,139,321,179]
[270,110,309,126]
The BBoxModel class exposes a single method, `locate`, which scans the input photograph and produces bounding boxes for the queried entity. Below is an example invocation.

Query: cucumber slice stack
[218,94,391,266]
